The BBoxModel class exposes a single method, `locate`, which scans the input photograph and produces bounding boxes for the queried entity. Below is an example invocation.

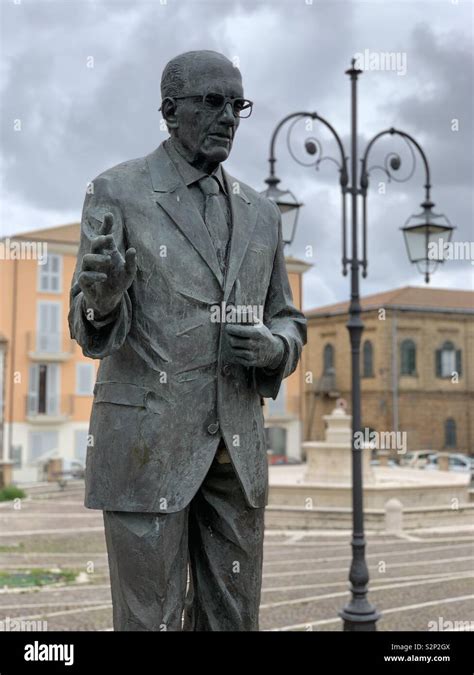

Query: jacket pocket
[93,381,165,413]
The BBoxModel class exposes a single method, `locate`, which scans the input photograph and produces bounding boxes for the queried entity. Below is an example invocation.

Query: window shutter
[29,432,43,462]
[50,304,61,352]
[456,350,462,377]
[29,430,59,462]
[435,349,442,377]
[38,254,62,293]
[38,303,48,351]
[28,365,38,415]
[37,302,61,352]
[46,364,60,415]
[77,363,94,395]
[38,259,48,292]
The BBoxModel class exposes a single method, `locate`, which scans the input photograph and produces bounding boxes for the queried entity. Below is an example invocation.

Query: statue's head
[160,50,251,172]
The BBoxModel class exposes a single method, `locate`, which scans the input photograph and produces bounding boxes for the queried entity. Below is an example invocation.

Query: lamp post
[262,113,306,246]
[262,59,454,631]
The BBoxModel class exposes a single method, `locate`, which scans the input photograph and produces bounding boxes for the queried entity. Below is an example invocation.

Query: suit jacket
[69,142,307,512]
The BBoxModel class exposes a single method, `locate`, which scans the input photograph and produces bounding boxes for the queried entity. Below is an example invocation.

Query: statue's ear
[161,97,178,130]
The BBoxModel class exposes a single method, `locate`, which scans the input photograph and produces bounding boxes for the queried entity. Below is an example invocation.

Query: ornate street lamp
[263,59,454,631]
[261,116,305,245]
[261,179,302,246]
[401,202,454,283]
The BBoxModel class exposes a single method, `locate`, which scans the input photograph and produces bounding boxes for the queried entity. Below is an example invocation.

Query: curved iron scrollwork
[266,111,349,274]
[265,116,435,282]
[286,116,344,173]
[267,111,348,182]
[360,127,432,201]
[358,128,433,278]
[363,135,417,186]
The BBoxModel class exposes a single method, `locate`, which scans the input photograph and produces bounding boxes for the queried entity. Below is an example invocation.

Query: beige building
[304,286,474,455]
[0,224,308,480]
[0,224,98,482]
[263,257,311,460]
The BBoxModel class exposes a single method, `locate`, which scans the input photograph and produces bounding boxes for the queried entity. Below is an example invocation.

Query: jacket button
[207,422,219,435]
[222,364,231,376]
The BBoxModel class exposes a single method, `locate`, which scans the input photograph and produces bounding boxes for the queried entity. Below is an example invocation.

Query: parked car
[267,452,302,466]
[401,450,437,468]
[369,458,398,467]
[424,453,474,480]
[62,458,85,480]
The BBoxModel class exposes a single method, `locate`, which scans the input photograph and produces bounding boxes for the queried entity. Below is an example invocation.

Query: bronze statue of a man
[69,50,306,631]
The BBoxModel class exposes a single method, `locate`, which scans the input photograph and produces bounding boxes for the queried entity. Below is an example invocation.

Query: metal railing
[25,393,74,418]
[27,332,74,357]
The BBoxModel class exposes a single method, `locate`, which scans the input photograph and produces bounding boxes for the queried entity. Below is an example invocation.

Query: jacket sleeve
[254,204,307,399]
[68,175,132,359]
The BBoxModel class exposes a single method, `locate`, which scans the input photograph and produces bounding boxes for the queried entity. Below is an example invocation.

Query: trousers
[102,452,265,631]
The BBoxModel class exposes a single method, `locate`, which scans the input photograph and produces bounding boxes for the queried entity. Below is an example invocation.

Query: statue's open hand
[224,323,285,369]
[78,213,137,319]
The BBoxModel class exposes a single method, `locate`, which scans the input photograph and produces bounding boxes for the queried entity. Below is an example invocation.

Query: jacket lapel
[223,172,259,303]
[146,144,224,287]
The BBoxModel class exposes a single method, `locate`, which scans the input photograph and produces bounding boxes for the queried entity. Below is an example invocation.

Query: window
[436,341,462,379]
[323,344,334,374]
[400,339,416,376]
[28,364,60,416]
[74,429,89,463]
[29,431,59,462]
[76,363,95,396]
[38,254,62,293]
[37,301,61,353]
[265,426,287,457]
[11,445,22,468]
[362,340,374,377]
[444,418,457,449]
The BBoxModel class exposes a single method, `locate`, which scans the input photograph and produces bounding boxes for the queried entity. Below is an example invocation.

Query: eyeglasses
[161,92,253,118]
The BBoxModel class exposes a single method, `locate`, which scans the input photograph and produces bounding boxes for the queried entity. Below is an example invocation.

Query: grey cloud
[0,0,472,307]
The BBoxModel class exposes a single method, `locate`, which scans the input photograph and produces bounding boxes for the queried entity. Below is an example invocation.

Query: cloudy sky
[1,0,472,310]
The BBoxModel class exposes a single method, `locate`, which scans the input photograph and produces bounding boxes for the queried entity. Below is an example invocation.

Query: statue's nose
[220,102,236,124]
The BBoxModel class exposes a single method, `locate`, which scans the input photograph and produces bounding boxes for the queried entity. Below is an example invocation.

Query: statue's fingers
[91,234,116,254]
[124,247,137,277]
[99,212,114,236]
[82,253,111,272]
[228,336,253,349]
[225,324,256,337]
[230,351,255,366]
[78,270,107,290]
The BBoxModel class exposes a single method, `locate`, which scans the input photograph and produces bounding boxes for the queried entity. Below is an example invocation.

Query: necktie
[199,176,229,272]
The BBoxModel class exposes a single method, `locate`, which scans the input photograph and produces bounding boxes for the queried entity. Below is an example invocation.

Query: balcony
[27,332,75,362]
[25,394,74,424]
[314,367,340,397]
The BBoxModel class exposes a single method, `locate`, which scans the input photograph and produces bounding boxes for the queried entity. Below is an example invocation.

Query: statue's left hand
[224,323,285,370]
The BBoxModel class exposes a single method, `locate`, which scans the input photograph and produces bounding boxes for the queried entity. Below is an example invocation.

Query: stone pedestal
[47,458,63,482]
[385,498,403,534]
[378,450,390,467]
[0,461,13,488]
[438,453,450,472]
[303,404,375,485]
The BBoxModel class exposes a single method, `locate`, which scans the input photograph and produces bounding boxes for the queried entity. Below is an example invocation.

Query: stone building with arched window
[303,286,474,456]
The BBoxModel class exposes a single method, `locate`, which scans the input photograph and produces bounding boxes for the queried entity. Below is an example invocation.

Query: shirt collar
[165,138,227,194]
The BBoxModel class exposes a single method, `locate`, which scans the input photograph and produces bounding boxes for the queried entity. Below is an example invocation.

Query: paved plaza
[0,484,472,632]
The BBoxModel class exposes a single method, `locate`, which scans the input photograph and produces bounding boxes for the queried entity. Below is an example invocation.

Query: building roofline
[306,285,474,317]
[1,223,81,245]
[308,303,474,319]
